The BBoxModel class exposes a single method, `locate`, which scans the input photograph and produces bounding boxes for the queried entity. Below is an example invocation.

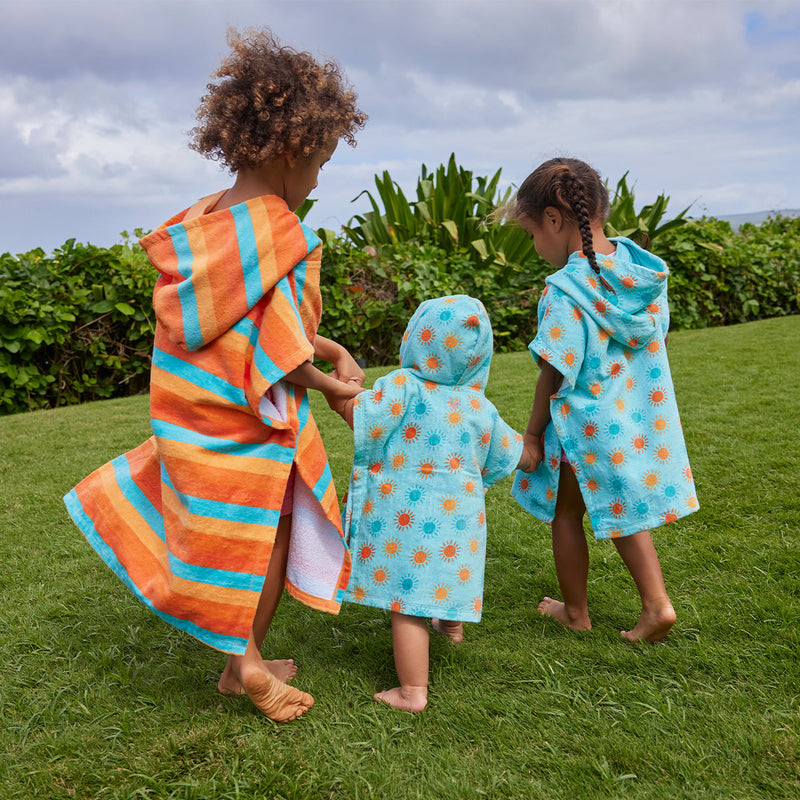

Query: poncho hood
[140,192,321,351]
[399,295,493,390]
[546,237,668,350]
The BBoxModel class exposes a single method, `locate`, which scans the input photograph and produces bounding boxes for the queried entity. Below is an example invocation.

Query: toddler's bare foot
[431,618,464,643]
[621,603,676,643]
[218,658,297,696]
[538,596,591,631]
[239,661,313,722]
[374,685,427,713]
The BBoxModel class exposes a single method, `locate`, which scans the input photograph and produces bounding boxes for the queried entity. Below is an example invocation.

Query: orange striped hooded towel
[63,192,351,654]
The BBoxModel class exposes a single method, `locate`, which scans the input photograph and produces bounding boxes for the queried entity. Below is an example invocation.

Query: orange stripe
[161,451,289,509]
[74,468,258,637]
[161,484,275,576]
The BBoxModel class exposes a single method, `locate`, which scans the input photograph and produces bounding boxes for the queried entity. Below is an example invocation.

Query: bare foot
[374,685,427,713]
[621,603,676,643]
[218,658,297,696]
[431,618,464,643]
[537,596,592,631]
[239,661,314,722]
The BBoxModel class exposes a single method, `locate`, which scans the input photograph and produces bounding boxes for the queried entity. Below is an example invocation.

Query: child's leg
[374,612,429,712]
[613,530,676,642]
[218,514,298,694]
[431,618,464,642]
[220,515,313,721]
[538,465,592,631]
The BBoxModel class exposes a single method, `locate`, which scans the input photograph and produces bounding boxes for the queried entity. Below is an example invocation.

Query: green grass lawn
[1,316,799,800]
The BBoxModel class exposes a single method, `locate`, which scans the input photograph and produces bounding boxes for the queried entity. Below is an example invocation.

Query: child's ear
[543,206,563,231]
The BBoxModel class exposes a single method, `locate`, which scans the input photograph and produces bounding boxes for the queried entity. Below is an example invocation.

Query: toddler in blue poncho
[337,295,538,711]
[510,157,699,643]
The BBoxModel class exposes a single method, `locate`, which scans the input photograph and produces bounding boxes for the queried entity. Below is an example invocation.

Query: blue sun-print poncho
[512,238,699,539]
[342,295,523,622]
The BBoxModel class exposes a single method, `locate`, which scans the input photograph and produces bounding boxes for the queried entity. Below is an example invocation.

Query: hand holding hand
[518,433,544,473]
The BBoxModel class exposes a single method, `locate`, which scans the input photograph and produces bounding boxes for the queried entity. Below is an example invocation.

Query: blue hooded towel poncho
[342,295,523,622]
[512,237,699,539]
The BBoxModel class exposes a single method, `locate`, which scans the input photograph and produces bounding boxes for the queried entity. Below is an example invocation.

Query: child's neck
[211,163,285,213]
[567,220,615,257]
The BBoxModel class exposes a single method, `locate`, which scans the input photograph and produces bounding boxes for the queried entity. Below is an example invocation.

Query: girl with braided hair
[510,158,698,642]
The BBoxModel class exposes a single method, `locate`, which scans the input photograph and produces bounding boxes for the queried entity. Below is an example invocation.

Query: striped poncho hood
[142,191,321,352]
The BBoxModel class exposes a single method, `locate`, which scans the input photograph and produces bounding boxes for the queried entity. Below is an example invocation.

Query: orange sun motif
[632,434,648,452]
[379,480,397,497]
[444,333,462,350]
[432,584,451,603]
[609,450,626,468]
[417,460,436,479]
[402,424,420,442]
[391,451,407,470]
[395,509,415,529]
[447,454,464,472]
[642,471,661,491]
[384,538,400,557]
[372,566,389,584]
[457,566,473,584]
[426,355,442,371]
[440,496,459,515]
[418,326,435,343]
[359,544,374,562]
[440,541,460,561]
[609,499,627,517]
[411,547,431,567]
[648,387,667,406]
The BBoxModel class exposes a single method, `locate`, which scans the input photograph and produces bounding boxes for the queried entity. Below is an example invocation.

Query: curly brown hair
[189,27,367,171]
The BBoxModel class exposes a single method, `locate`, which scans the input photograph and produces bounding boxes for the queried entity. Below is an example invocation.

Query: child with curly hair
[64,28,367,722]
[510,158,698,642]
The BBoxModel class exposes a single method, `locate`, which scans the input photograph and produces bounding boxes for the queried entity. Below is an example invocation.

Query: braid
[560,175,616,294]
[515,157,615,294]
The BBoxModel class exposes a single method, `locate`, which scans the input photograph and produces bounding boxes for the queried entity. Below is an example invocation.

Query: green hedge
[1,216,798,415]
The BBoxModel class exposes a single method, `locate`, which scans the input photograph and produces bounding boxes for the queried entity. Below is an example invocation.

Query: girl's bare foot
[374,685,427,713]
[218,658,297,696]
[431,618,464,643]
[537,596,591,631]
[239,661,313,722]
[621,603,676,643]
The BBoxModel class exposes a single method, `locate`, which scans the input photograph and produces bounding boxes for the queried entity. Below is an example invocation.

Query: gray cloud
[1,0,799,254]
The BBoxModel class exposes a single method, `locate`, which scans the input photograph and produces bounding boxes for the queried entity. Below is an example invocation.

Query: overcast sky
[2,0,799,255]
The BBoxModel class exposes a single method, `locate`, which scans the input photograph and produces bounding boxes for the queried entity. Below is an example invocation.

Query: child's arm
[314,335,365,386]
[283,360,363,424]
[520,360,563,472]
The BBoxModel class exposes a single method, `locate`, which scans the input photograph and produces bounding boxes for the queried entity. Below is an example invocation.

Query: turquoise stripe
[160,467,282,528]
[150,418,293,462]
[63,490,248,654]
[110,452,165,541]
[153,348,249,408]
[107,455,265,592]
[230,203,263,308]
[231,315,258,345]
[294,392,334,506]
[167,224,203,349]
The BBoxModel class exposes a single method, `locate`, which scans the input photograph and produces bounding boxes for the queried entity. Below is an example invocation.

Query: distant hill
[714,209,800,230]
